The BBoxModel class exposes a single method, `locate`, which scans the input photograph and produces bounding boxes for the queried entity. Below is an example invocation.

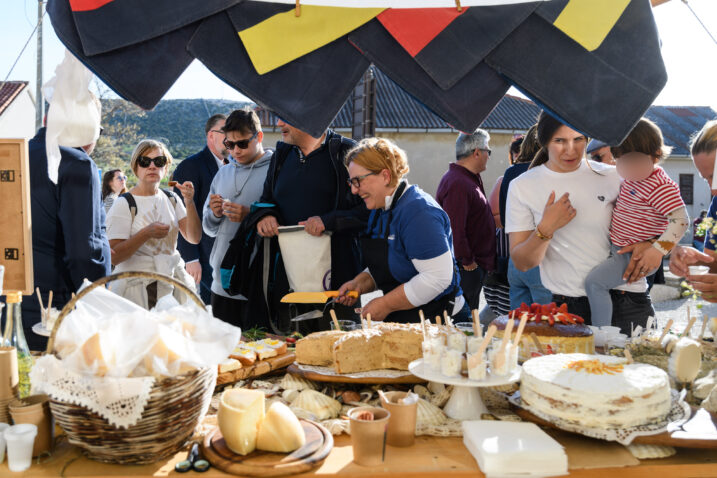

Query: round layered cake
[492,303,594,360]
[520,353,671,429]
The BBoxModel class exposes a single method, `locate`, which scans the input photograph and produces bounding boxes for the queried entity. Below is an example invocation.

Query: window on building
[679,174,694,205]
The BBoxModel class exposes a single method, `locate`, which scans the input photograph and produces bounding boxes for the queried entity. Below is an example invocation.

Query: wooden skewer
[494,318,514,371]
[513,313,529,347]
[295,0,301,17]
[658,319,674,343]
[443,310,454,328]
[624,348,634,364]
[47,290,53,313]
[699,317,710,340]
[419,310,427,340]
[471,309,481,338]
[529,332,545,355]
[475,325,497,359]
[366,314,372,328]
[329,309,341,331]
[683,316,697,338]
[35,287,45,315]
[435,315,442,326]
[360,314,367,330]
[646,316,655,332]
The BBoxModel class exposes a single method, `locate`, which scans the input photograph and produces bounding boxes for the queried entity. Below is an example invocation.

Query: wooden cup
[348,407,390,466]
[379,391,417,447]
[0,347,19,400]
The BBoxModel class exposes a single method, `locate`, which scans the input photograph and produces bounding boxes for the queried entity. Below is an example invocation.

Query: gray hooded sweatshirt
[202,149,273,299]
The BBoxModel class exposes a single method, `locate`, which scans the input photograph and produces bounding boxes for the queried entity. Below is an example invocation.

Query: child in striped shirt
[585,118,689,327]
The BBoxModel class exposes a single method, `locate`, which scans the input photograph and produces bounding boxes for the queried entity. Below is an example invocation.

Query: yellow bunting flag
[553,0,630,52]
[239,5,384,75]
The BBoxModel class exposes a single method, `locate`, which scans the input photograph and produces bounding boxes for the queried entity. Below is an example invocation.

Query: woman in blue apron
[336,138,470,323]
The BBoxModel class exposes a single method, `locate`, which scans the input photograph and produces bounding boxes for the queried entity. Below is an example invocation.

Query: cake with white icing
[520,353,671,429]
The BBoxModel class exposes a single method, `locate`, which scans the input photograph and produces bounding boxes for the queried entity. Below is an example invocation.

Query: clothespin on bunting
[295,0,301,17]
[455,0,462,12]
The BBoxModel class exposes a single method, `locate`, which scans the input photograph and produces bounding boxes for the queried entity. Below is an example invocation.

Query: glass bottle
[3,291,33,398]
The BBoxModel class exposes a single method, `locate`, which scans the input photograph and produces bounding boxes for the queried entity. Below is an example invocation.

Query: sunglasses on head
[223,132,258,150]
[137,155,168,168]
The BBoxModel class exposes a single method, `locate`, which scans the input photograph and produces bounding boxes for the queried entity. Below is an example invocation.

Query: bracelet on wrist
[535,226,553,241]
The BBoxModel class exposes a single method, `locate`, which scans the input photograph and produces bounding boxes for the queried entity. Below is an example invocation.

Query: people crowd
[18,105,717,345]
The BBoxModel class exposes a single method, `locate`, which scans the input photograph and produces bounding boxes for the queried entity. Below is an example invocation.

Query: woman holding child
[506,112,668,333]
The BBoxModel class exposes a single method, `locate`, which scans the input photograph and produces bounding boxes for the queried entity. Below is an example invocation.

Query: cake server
[281,290,358,303]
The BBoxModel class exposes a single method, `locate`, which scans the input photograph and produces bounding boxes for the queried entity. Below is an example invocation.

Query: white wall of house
[0,90,36,140]
[661,155,711,243]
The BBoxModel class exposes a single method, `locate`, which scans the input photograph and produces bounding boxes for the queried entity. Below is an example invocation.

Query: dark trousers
[459,266,486,311]
[552,290,654,335]
[211,292,269,332]
[198,263,213,305]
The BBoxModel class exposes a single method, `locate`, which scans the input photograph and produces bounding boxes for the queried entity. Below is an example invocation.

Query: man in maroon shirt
[436,128,496,311]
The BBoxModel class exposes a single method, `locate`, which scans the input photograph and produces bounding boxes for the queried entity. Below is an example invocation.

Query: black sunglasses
[223,132,258,150]
[137,155,168,168]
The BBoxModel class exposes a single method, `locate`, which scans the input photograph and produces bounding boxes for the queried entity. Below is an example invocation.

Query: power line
[682,0,717,46]
[1,11,45,85]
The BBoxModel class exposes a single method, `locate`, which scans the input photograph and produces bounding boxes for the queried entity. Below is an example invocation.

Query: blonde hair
[691,119,717,157]
[345,137,409,188]
[130,139,173,175]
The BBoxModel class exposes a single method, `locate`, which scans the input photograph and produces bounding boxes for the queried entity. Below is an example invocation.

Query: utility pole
[35,0,44,130]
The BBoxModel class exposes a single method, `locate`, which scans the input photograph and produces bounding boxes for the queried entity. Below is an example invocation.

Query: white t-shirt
[106,191,187,257]
[505,160,646,297]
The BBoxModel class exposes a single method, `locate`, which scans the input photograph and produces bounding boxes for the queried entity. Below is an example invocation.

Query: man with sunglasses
[255,119,367,332]
[436,128,497,311]
[171,114,228,304]
[202,108,273,328]
[586,139,616,165]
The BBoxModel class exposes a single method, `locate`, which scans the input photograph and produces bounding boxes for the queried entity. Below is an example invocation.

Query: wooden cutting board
[512,406,717,449]
[201,420,332,476]
[216,352,296,386]
[286,363,424,384]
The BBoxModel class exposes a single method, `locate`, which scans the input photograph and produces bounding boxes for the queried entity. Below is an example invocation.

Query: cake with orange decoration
[492,303,594,361]
[520,353,671,429]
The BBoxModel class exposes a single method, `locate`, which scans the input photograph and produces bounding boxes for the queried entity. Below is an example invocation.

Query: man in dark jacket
[172,114,227,304]
[256,119,367,331]
[22,127,111,350]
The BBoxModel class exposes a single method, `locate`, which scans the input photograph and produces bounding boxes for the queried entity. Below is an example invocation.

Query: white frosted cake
[520,353,671,429]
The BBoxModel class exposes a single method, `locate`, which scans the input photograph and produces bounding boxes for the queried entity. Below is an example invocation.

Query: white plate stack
[462,421,568,478]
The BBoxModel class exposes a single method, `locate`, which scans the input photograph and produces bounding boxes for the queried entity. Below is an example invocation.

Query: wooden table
[8,431,717,477]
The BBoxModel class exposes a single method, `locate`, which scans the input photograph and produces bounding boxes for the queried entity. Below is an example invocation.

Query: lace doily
[508,389,690,445]
[295,363,413,379]
[30,355,156,429]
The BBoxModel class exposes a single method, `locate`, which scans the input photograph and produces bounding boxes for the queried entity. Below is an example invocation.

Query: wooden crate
[0,138,33,295]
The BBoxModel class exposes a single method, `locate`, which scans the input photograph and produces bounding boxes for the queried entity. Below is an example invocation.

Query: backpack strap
[120,192,137,223]
[160,188,177,207]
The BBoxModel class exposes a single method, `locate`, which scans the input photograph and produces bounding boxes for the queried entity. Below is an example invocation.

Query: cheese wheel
[81,332,110,376]
[218,389,265,455]
[257,402,306,453]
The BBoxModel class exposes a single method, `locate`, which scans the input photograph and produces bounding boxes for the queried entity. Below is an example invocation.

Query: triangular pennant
[47,0,196,110]
[189,4,369,138]
[238,5,384,75]
[377,8,466,58]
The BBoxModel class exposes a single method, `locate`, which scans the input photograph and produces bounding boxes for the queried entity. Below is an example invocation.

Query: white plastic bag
[277,226,332,292]
[43,49,101,183]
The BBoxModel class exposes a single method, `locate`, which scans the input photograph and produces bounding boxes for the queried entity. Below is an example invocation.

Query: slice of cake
[520,353,671,429]
[295,330,346,366]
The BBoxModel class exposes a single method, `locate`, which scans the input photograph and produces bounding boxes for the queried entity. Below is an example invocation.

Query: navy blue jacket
[22,128,111,349]
[259,130,368,288]
[171,146,218,297]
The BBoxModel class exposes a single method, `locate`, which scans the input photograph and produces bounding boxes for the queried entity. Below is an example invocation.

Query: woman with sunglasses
[101,169,128,214]
[106,139,202,308]
[335,137,470,323]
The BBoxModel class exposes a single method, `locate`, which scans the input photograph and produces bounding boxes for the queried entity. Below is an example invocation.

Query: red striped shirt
[610,167,684,247]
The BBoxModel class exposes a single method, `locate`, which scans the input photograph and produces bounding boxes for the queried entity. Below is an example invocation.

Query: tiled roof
[644,106,717,156]
[0,81,29,117]
[331,68,540,131]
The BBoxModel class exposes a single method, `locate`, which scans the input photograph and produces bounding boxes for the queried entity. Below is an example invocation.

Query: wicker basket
[45,271,216,464]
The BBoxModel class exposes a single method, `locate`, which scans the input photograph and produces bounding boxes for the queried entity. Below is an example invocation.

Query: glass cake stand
[408,358,521,420]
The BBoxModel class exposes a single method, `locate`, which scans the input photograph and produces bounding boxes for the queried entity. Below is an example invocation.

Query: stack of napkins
[462,421,568,478]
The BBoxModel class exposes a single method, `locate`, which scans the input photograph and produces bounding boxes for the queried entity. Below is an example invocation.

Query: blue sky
[1,0,716,108]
